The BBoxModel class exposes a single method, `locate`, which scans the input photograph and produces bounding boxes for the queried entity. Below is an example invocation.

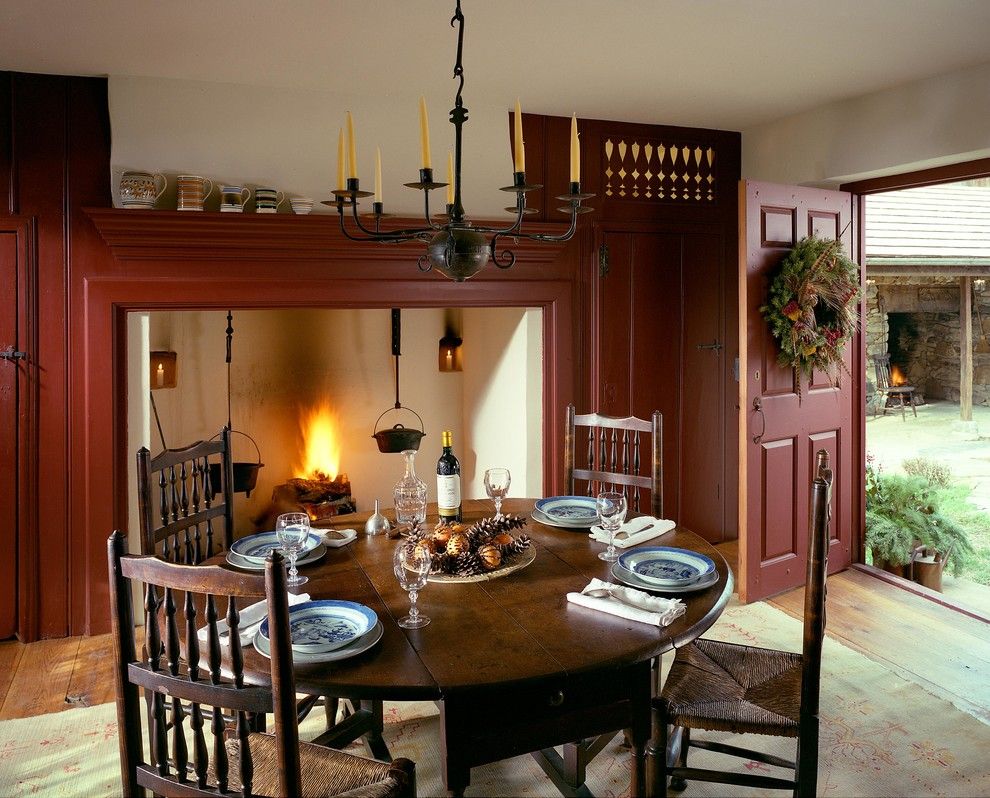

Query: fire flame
[890,365,907,387]
[295,400,341,480]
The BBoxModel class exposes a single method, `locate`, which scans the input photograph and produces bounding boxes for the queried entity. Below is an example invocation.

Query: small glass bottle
[393,449,427,527]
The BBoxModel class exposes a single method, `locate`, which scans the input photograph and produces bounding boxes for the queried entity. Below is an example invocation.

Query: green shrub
[902,456,953,488]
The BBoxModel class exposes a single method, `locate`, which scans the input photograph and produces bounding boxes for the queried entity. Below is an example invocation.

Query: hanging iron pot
[372,308,427,453]
[209,311,264,496]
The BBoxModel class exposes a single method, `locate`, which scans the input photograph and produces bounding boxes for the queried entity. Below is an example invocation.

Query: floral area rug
[0,601,987,797]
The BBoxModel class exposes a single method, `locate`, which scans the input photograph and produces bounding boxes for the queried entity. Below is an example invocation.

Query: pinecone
[432,552,456,574]
[468,514,527,540]
[506,533,531,556]
[452,551,484,576]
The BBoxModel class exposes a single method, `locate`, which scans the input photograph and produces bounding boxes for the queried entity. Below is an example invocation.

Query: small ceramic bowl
[290,197,314,215]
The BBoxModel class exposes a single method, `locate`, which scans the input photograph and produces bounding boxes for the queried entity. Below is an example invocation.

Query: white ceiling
[2,0,990,130]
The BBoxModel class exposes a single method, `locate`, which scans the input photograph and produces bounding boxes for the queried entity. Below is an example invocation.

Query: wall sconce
[439,334,463,372]
[150,351,178,389]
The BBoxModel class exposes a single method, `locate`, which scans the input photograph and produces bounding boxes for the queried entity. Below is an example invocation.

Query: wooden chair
[564,404,663,517]
[872,353,917,420]
[137,427,235,563]
[107,531,415,798]
[652,450,832,797]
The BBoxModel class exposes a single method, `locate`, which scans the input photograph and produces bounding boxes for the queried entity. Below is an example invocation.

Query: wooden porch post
[961,276,973,422]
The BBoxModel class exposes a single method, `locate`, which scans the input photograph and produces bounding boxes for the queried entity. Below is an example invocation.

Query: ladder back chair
[871,353,917,420]
[564,404,663,518]
[137,427,235,563]
[108,531,416,798]
[653,449,833,797]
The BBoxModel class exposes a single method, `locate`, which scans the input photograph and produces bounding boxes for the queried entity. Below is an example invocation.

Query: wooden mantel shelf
[85,207,573,266]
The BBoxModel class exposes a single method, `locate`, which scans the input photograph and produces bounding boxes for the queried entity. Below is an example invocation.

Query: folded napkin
[566,578,685,627]
[197,592,311,646]
[589,516,676,549]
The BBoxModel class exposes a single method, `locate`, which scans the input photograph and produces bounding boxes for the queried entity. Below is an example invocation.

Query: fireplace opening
[126,307,544,538]
[885,312,927,404]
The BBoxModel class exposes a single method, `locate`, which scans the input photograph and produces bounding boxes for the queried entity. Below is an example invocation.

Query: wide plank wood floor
[1,560,988,723]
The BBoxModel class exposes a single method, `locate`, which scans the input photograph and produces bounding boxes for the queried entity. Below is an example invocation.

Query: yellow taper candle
[346,111,357,179]
[570,113,580,183]
[513,98,525,173]
[446,151,454,206]
[419,96,432,170]
[375,147,383,204]
[337,128,345,191]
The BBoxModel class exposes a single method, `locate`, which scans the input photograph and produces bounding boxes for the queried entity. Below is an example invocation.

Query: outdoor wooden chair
[564,404,663,517]
[872,353,917,420]
[653,450,833,798]
[108,531,416,798]
[137,426,235,563]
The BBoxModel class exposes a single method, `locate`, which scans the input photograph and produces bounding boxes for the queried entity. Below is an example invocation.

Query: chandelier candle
[328,0,594,280]
[437,430,462,522]
[337,128,346,191]
[375,147,383,205]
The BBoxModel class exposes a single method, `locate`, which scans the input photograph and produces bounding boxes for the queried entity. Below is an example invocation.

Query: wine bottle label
[437,475,461,510]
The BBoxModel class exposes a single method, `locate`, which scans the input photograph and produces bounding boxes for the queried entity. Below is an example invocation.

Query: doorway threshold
[852,563,990,625]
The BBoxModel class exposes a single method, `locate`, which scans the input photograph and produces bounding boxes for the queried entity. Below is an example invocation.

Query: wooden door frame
[841,157,990,567]
[1,216,39,641]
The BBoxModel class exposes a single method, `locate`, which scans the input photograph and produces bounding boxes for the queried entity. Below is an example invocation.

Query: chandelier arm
[470,195,527,235]
[417,254,434,272]
[335,206,428,243]
[489,236,516,270]
[344,197,433,241]
[520,208,580,242]
[422,187,446,231]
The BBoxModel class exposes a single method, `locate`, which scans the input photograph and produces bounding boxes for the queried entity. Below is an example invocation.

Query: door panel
[1,231,18,638]
[740,181,854,602]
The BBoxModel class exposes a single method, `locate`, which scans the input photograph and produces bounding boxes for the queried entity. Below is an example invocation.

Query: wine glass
[393,543,431,629]
[484,468,511,518]
[596,491,627,563]
[276,512,311,587]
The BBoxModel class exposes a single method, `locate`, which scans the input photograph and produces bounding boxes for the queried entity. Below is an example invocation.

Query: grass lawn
[941,484,990,585]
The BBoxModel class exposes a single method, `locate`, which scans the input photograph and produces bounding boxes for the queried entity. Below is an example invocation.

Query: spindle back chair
[108,531,415,798]
[564,405,663,517]
[137,426,234,562]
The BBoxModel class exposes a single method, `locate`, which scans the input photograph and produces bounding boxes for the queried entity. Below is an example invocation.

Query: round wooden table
[239,498,733,797]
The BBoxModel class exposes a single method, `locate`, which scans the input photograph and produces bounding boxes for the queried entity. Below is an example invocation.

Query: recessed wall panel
[761,437,797,561]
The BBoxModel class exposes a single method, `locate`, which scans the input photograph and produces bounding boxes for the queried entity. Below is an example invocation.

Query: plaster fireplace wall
[129,307,543,534]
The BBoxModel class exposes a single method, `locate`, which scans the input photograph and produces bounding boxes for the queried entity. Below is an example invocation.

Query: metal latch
[598,243,609,277]
[696,340,723,351]
[0,348,27,361]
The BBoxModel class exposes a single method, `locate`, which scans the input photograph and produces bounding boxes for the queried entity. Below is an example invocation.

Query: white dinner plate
[609,562,719,594]
[226,544,326,571]
[253,620,384,663]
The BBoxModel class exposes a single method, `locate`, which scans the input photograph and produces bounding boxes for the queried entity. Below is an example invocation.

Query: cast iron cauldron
[373,408,426,453]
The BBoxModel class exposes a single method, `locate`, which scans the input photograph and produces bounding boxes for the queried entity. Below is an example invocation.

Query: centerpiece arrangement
[401,514,533,580]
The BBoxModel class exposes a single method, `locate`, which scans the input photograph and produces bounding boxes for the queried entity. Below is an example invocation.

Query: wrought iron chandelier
[326,0,593,282]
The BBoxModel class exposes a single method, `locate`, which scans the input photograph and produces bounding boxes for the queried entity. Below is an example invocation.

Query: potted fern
[865,458,973,589]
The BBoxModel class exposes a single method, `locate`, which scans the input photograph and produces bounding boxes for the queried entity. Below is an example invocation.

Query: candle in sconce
[156,363,164,388]
[446,151,454,206]
[513,98,525,173]
[419,96,432,170]
[570,114,580,184]
[346,111,358,179]
[446,349,453,368]
[375,147,383,204]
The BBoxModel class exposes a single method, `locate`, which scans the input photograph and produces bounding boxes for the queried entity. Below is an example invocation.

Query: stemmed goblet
[596,491,628,563]
[275,512,311,587]
[484,468,511,518]
[393,543,432,629]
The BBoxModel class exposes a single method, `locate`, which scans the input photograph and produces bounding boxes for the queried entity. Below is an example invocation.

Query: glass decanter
[393,449,427,528]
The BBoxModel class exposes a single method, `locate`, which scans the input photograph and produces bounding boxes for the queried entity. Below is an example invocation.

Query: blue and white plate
[253,620,384,664]
[259,600,378,654]
[225,544,326,572]
[531,506,591,530]
[609,562,719,594]
[617,547,716,587]
[535,496,600,526]
[231,530,323,563]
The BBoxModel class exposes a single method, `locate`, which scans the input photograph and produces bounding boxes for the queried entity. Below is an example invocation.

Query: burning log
[253,472,356,530]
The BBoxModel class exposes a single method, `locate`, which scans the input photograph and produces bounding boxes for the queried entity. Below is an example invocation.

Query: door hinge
[598,243,609,277]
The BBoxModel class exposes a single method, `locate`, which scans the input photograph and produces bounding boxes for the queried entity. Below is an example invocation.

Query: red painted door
[739,181,854,602]
[0,231,18,638]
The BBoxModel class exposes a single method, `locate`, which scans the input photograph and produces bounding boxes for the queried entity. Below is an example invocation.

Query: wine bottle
[436,430,462,522]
